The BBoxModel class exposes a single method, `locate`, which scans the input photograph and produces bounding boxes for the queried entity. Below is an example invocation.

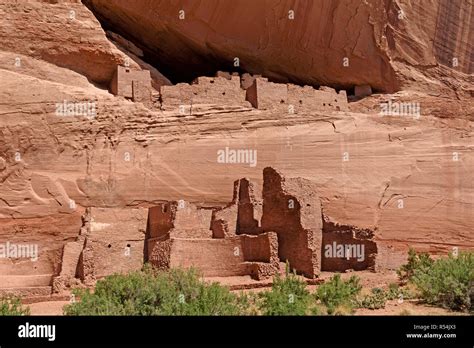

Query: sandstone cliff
[0,0,472,290]
[84,0,473,96]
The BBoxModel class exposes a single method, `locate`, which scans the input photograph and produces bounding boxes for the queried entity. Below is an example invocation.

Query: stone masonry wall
[160,75,249,110]
[81,207,147,279]
[247,77,348,112]
[321,217,377,272]
[261,167,322,278]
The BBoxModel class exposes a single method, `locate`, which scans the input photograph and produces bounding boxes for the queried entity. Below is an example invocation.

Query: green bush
[397,248,433,283]
[408,252,474,312]
[64,266,243,315]
[315,274,361,315]
[356,284,416,311]
[0,296,30,316]
[258,271,314,315]
[357,287,387,310]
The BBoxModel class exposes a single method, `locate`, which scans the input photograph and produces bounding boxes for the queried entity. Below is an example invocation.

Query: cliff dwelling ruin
[15,167,377,296]
[109,67,349,114]
[0,0,471,325]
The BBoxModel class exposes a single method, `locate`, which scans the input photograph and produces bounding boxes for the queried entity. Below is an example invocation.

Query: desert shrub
[357,287,387,310]
[315,274,361,315]
[0,296,30,316]
[356,284,416,310]
[386,282,416,301]
[258,267,314,315]
[64,266,243,315]
[409,252,474,312]
[397,248,433,283]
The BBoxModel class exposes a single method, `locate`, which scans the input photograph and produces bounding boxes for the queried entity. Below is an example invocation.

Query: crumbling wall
[211,180,240,238]
[242,232,279,280]
[110,66,152,100]
[147,238,171,271]
[236,178,263,235]
[246,78,287,109]
[132,79,151,103]
[0,212,82,292]
[147,201,213,239]
[168,238,247,277]
[145,167,379,281]
[246,77,348,112]
[211,178,262,238]
[192,76,246,105]
[261,167,322,278]
[321,216,377,272]
[287,85,348,112]
[81,207,147,279]
[160,75,249,110]
[159,83,193,109]
[147,232,278,280]
[52,236,85,292]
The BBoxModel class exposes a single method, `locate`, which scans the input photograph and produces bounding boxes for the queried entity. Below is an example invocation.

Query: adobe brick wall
[243,232,279,280]
[211,180,240,238]
[147,203,175,239]
[241,231,279,263]
[211,204,238,238]
[246,77,348,112]
[321,217,377,271]
[211,178,262,237]
[192,76,246,105]
[147,238,171,270]
[147,232,279,280]
[52,236,85,292]
[144,167,378,281]
[261,167,322,278]
[160,83,193,109]
[170,237,248,277]
[110,66,152,100]
[82,207,147,279]
[132,80,152,104]
[160,75,249,110]
[237,178,263,235]
[288,85,348,112]
[246,77,287,109]
[147,201,213,239]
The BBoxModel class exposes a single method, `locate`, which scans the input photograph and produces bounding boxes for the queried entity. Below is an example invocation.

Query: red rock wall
[85,207,147,278]
[321,219,377,272]
[168,238,247,277]
[261,167,322,278]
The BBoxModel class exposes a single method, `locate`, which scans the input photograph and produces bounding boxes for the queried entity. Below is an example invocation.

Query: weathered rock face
[0,0,472,294]
[84,0,473,94]
[0,0,170,88]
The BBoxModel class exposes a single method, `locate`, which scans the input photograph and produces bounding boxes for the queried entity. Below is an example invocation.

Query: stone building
[32,168,378,297]
[109,66,153,103]
[246,77,349,112]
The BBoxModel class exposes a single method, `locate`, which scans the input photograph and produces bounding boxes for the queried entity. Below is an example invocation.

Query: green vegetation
[315,274,361,314]
[398,249,474,312]
[64,266,243,315]
[64,250,474,315]
[357,287,388,310]
[258,267,314,315]
[357,284,415,310]
[397,248,434,284]
[0,296,30,316]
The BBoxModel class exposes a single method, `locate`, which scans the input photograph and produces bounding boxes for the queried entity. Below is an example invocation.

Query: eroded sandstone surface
[0,0,472,297]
